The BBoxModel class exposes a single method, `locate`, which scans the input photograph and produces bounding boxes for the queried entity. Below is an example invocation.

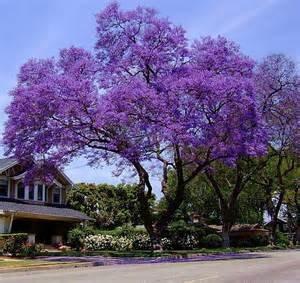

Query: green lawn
[0,258,71,269]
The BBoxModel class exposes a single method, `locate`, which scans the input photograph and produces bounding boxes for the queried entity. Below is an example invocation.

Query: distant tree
[67,183,144,228]
[156,173,220,225]
[202,54,300,247]
[254,54,300,244]
[284,176,300,243]
[158,168,265,227]
[235,184,265,225]
[203,159,268,247]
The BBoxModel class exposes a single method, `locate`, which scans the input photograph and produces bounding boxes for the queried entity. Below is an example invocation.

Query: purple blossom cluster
[4,3,275,172]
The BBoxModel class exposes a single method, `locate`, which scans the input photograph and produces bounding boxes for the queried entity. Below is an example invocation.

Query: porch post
[25,185,29,200]
[8,213,14,233]
[7,177,11,198]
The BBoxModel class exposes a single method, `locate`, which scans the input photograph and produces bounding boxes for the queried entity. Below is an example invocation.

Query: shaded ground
[0,250,299,282]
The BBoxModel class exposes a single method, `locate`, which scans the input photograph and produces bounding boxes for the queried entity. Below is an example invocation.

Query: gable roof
[0,157,18,173]
[0,200,93,221]
[0,157,73,186]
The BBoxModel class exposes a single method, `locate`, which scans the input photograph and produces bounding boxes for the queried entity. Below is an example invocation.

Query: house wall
[6,179,68,205]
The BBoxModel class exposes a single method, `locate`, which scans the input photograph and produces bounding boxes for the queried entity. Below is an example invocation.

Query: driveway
[0,250,299,282]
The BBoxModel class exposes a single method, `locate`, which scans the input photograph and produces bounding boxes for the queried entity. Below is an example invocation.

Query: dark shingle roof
[0,200,93,221]
[0,157,18,172]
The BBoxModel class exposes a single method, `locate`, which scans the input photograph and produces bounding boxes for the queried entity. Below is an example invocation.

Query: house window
[53,187,61,203]
[28,184,34,200]
[17,182,25,199]
[0,178,8,197]
[37,184,43,201]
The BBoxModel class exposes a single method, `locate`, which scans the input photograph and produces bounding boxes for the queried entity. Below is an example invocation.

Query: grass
[0,258,63,269]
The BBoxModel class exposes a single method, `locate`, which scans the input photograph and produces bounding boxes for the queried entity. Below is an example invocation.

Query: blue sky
[0,0,299,194]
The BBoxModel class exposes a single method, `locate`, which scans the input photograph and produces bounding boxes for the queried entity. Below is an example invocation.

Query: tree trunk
[133,154,187,251]
[222,223,231,248]
[296,226,300,245]
[270,217,278,245]
[295,209,300,245]
[149,231,163,251]
[294,187,299,245]
[270,191,285,245]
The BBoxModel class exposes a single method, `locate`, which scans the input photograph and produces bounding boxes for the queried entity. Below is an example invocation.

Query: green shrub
[96,225,147,238]
[275,232,289,247]
[2,233,28,256]
[68,226,95,250]
[249,234,269,247]
[168,221,205,238]
[165,221,206,249]
[21,243,43,258]
[68,228,85,250]
[118,225,146,237]
[201,234,223,248]
[233,234,269,247]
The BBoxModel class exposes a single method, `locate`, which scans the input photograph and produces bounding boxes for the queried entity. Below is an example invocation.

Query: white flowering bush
[112,236,133,251]
[132,234,152,250]
[84,235,133,251]
[84,234,114,250]
[176,235,198,249]
[161,238,172,250]
[84,233,199,251]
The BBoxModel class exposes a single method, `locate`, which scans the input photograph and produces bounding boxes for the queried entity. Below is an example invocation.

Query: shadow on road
[38,252,269,266]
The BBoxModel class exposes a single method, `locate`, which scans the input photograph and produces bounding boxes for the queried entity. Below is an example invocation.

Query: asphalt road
[0,250,299,283]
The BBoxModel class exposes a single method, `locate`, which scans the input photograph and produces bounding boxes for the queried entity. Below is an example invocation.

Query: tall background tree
[254,54,300,244]
[67,183,145,228]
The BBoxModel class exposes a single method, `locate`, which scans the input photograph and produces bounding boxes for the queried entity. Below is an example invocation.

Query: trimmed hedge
[275,232,290,247]
[201,234,223,248]
[232,234,269,247]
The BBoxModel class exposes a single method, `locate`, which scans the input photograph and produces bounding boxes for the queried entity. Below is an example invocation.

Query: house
[208,224,270,246]
[0,157,92,244]
[263,193,289,233]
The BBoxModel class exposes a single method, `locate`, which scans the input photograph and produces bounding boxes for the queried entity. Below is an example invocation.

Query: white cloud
[217,0,280,35]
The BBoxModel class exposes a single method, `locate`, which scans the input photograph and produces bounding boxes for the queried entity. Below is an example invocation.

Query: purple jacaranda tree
[254,54,300,244]
[4,3,266,246]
